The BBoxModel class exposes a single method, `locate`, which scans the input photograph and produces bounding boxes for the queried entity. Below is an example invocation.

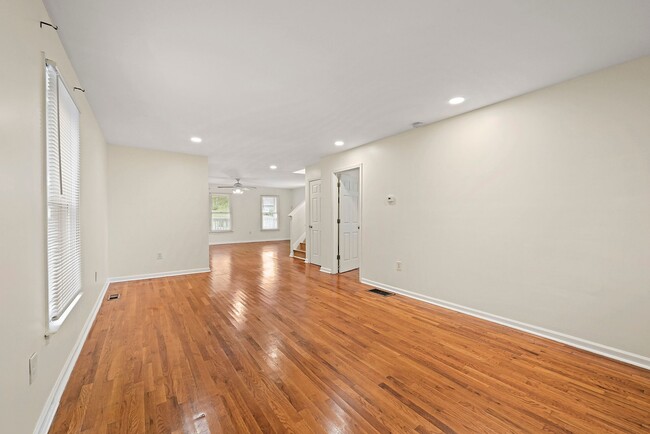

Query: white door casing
[308,179,322,266]
[338,169,360,273]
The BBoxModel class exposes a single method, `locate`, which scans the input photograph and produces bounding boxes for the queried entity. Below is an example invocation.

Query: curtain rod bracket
[40,21,58,30]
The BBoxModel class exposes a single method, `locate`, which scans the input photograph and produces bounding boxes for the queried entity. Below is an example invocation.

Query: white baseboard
[320,267,332,274]
[108,267,210,283]
[209,238,289,246]
[360,278,650,371]
[34,279,111,434]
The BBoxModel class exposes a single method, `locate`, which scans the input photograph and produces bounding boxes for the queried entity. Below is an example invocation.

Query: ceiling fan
[216,178,257,195]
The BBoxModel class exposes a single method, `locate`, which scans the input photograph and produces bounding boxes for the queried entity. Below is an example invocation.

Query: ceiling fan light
[233,188,244,195]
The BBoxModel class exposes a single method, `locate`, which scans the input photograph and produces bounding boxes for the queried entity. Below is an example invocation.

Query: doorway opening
[335,167,361,273]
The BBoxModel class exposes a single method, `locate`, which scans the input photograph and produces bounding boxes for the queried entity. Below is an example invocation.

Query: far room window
[261,195,279,230]
[45,59,82,335]
[211,194,231,232]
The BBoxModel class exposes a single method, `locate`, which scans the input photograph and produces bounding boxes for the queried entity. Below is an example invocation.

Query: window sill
[210,230,233,233]
[261,229,280,232]
[46,292,82,337]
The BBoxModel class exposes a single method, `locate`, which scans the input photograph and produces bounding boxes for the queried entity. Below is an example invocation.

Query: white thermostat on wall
[386,195,396,204]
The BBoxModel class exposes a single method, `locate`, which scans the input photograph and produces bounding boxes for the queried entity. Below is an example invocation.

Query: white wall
[209,187,292,245]
[291,186,305,208]
[108,145,209,278]
[307,56,650,362]
[0,1,110,432]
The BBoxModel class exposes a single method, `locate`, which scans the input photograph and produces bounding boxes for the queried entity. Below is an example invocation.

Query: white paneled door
[338,168,360,273]
[308,179,322,266]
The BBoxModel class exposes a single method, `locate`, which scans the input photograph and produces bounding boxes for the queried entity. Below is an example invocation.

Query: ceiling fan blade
[242,186,257,190]
[215,185,234,189]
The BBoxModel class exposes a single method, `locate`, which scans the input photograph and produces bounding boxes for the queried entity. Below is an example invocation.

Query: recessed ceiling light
[190,137,202,143]
[334,141,345,147]
[269,165,278,170]
[293,169,306,175]
[448,97,465,105]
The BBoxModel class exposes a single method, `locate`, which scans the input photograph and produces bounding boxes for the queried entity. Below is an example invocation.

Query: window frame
[260,195,279,231]
[45,59,82,336]
[210,193,233,233]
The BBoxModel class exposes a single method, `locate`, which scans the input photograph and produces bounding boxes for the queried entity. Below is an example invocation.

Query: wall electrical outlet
[157,252,163,260]
[396,261,402,271]
[29,353,38,384]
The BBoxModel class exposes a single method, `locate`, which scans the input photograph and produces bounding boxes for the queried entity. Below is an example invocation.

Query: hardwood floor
[50,241,650,433]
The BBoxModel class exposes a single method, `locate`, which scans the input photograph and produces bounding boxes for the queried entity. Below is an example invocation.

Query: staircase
[293,242,306,260]
[289,200,306,261]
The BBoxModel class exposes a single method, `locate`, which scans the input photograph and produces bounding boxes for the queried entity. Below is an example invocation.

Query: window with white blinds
[261,195,279,230]
[45,60,82,334]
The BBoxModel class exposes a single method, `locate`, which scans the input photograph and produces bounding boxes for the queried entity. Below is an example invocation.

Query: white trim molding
[108,267,211,283]
[209,238,289,246]
[34,279,111,434]
[360,278,650,371]
[320,267,332,274]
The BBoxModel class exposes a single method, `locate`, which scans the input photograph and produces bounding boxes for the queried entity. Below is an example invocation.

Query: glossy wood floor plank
[50,241,650,433]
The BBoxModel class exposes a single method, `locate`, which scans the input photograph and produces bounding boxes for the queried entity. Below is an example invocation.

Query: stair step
[299,242,306,250]
[293,249,306,259]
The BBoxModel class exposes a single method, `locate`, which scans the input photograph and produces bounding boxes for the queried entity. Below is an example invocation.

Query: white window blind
[45,60,82,334]
[261,195,279,230]
[211,194,232,231]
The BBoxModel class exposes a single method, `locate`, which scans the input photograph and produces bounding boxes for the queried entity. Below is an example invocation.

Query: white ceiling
[44,0,650,188]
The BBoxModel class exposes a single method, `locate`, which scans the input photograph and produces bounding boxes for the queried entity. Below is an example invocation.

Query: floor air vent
[368,288,394,297]
[107,294,120,301]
